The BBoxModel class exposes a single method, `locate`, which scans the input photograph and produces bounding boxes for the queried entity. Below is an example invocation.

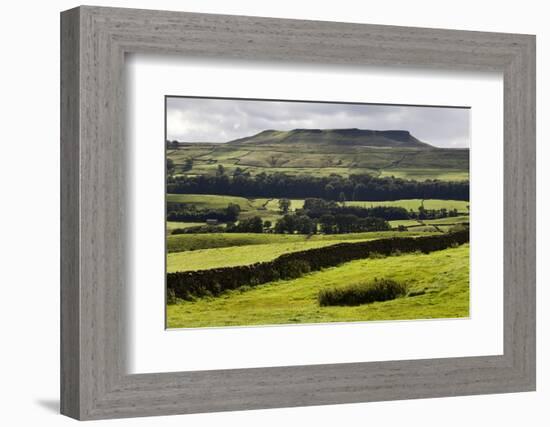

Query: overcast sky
[166,97,470,148]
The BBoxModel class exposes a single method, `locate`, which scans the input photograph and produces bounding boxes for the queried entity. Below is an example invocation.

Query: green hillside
[168,128,469,180]
[228,128,431,148]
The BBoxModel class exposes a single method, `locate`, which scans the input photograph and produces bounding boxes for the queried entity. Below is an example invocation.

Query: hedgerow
[167,229,468,300]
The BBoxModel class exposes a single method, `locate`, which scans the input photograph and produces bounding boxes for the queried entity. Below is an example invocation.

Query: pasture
[165,194,469,235]
[167,230,441,272]
[166,229,435,253]
[423,215,470,225]
[166,193,304,227]
[166,221,205,233]
[346,199,469,212]
[378,168,469,181]
[165,128,470,328]
[167,141,469,181]
[166,193,252,209]
[167,244,469,328]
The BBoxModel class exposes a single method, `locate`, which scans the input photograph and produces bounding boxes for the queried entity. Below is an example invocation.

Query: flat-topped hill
[227,128,432,149]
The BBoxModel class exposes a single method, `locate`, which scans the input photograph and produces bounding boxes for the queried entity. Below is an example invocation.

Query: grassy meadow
[167,244,470,328]
[165,123,470,328]
[168,136,469,180]
[167,230,439,272]
[165,189,469,328]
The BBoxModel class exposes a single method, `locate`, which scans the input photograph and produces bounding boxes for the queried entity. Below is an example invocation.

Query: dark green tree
[338,191,347,206]
[166,158,175,175]
[182,158,193,172]
[278,198,291,214]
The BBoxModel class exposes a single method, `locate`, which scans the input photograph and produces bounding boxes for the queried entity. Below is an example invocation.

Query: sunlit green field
[166,194,469,233]
[167,193,469,214]
[165,134,470,328]
[167,244,469,328]
[166,194,305,228]
[423,215,470,225]
[378,168,469,181]
[346,199,469,212]
[168,143,469,181]
[168,240,347,272]
[167,193,253,209]
[166,221,205,233]
[167,231,438,271]
[167,230,434,253]
[388,219,422,227]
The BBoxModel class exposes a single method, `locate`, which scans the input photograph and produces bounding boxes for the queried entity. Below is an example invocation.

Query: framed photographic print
[164,96,471,329]
[61,6,536,420]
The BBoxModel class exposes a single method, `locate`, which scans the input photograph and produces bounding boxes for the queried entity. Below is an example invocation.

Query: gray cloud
[166,97,470,148]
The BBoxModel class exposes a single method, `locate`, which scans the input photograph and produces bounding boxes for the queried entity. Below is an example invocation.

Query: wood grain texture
[60,6,536,420]
[60,7,80,419]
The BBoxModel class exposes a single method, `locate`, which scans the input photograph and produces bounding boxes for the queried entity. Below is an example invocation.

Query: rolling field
[165,127,470,328]
[167,193,253,209]
[166,221,205,233]
[346,199,469,212]
[423,215,470,225]
[165,144,470,326]
[388,219,422,227]
[378,168,469,181]
[168,137,469,181]
[168,240,348,272]
[167,230,435,253]
[167,231,441,272]
[167,244,469,328]
[166,194,304,226]
[166,194,469,233]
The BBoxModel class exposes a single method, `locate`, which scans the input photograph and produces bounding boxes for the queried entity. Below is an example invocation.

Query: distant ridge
[226,128,433,149]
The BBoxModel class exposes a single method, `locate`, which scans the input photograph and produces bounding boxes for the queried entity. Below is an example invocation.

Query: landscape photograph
[165,96,470,328]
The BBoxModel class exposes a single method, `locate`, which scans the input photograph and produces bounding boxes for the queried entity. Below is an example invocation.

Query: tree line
[166,171,469,201]
[166,202,241,222]
[299,198,461,220]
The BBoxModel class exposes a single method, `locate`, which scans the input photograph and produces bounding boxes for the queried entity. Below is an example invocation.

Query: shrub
[368,252,385,259]
[318,278,408,307]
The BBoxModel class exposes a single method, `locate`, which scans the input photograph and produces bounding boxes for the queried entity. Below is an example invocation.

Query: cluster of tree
[166,172,469,201]
[172,225,225,235]
[225,216,264,233]
[166,203,241,222]
[166,158,175,175]
[273,213,390,234]
[172,217,274,234]
[274,214,317,234]
[317,214,390,234]
[166,157,193,175]
[300,198,410,220]
[413,206,460,220]
[182,158,193,172]
[298,198,462,221]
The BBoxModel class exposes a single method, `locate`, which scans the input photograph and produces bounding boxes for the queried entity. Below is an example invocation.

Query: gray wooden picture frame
[60,5,536,421]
